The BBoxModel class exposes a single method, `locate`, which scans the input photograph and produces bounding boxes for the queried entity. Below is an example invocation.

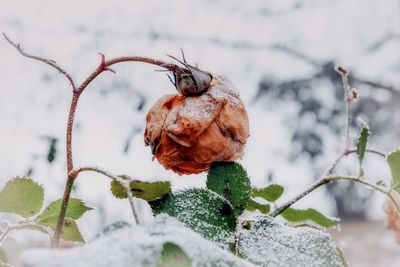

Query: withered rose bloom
[144,75,249,175]
[384,192,400,244]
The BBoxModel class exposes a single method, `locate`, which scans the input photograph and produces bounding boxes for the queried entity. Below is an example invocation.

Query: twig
[271,174,399,217]
[77,56,178,94]
[69,167,140,225]
[271,65,392,217]
[0,221,51,244]
[335,65,352,153]
[2,33,77,91]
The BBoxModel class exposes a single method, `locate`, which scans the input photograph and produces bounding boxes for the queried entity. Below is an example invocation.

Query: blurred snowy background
[0,0,399,265]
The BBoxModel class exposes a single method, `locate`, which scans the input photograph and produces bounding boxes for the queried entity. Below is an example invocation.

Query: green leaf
[336,247,349,267]
[0,177,44,218]
[206,162,251,217]
[37,198,92,223]
[60,219,84,243]
[156,242,191,267]
[35,198,90,243]
[150,188,236,245]
[357,127,369,166]
[246,199,270,214]
[252,184,284,202]
[0,249,7,265]
[238,216,346,267]
[387,150,400,193]
[281,207,338,228]
[38,217,84,243]
[111,176,171,201]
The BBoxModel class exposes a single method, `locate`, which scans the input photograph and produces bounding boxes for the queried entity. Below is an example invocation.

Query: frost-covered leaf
[19,215,255,267]
[156,242,191,267]
[246,199,270,214]
[38,217,84,243]
[206,162,251,217]
[150,188,236,245]
[37,198,92,223]
[252,184,284,202]
[238,216,346,267]
[111,176,171,201]
[356,127,369,166]
[0,177,44,218]
[387,150,400,193]
[281,207,338,228]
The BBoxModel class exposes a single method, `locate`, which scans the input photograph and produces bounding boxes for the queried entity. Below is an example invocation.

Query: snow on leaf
[252,184,284,202]
[150,188,236,245]
[281,207,338,228]
[246,199,270,214]
[19,215,255,267]
[110,175,171,201]
[206,162,251,217]
[0,177,44,218]
[237,216,346,267]
[155,242,191,267]
[387,150,400,193]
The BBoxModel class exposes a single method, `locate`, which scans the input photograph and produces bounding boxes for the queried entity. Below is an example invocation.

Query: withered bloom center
[144,75,249,175]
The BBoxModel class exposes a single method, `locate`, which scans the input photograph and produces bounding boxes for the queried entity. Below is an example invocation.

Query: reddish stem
[3,33,184,247]
[51,55,174,247]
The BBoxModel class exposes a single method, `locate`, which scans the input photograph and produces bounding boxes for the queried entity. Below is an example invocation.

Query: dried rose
[144,75,249,175]
[384,191,400,244]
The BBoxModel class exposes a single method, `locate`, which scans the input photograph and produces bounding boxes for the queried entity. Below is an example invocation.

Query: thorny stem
[3,33,172,247]
[2,33,76,90]
[69,167,140,225]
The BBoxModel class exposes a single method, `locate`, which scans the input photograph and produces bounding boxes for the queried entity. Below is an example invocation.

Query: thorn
[98,52,107,71]
[105,67,116,74]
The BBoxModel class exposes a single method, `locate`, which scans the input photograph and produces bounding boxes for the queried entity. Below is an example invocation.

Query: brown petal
[164,92,223,147]
[192,121,244,163]
[144,94,183,150]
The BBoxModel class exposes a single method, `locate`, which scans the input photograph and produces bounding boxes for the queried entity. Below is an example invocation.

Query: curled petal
[144,75,249,175]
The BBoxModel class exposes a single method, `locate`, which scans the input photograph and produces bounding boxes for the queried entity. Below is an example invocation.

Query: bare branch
[2,33,77,91]
[270,174,399,217]
[335,65,353,153]
[77,55,177,94]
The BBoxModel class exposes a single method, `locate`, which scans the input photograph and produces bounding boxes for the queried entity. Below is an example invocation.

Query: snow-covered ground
[0,0,399,264]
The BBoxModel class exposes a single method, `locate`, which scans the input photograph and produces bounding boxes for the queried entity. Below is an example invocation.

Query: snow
[18,215,255,267]
[238,216,344,267]
[0,0,399,264]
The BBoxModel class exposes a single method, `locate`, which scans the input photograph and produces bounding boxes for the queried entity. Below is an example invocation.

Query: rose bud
[144,75,249,175]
